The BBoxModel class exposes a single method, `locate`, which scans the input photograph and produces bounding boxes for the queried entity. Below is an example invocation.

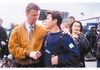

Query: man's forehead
[47,14,52,18]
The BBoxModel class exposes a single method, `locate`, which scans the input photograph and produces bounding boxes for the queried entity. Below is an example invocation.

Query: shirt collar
[25,21,35,32]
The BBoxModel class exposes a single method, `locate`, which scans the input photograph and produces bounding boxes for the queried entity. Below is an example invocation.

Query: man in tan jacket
[8,3,48,67]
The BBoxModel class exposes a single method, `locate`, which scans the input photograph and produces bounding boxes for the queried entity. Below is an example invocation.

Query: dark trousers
[97,59,100,67]
[15,60,44,67]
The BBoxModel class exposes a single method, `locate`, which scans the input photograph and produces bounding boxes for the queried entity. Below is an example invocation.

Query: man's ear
[53,19,57,24]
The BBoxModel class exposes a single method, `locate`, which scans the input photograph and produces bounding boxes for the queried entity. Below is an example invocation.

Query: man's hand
[1,41,6,46]
[30,51,41,60]
[36,51,41,59]
[51,55,58,65]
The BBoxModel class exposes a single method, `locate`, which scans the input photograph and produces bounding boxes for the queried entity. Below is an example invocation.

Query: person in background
[85,27,97,54]
[93,29,100,67]
[43,11,81,67]
[61,16,75,33]
[0,18,8,59]
[69,21,90,67]
[9,22,16,37]
[8,3,48,67]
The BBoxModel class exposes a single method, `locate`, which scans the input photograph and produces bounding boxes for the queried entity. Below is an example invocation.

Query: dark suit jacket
[0,26,8,58]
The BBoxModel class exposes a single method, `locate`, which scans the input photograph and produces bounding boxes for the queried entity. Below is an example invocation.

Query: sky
[0,0,100,28]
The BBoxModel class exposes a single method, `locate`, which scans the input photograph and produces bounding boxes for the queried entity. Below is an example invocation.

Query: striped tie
[29,25,34,41]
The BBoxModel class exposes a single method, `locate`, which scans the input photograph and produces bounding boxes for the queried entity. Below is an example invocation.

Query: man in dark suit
[0,18,8,59]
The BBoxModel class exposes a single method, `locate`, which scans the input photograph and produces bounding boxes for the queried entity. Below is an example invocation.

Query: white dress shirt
[25,21,34,36]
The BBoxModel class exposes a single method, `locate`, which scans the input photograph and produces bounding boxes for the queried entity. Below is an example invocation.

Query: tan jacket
[8,23,48,65]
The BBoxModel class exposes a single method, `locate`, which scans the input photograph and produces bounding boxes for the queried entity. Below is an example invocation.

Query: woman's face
[72,22,81,34]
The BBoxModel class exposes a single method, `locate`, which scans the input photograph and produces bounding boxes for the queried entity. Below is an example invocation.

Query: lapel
[22,23,30,44]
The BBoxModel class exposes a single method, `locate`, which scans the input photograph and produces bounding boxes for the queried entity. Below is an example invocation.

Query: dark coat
[43,32,81,67]
[0,26,8,58]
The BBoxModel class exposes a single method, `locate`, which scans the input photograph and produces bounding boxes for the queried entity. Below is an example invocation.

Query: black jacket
[0,26,8,58]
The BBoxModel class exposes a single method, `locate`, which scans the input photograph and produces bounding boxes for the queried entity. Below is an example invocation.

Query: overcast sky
[0,0,100,28]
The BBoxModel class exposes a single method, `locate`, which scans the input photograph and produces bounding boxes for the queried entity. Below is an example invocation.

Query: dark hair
[69,21,83,33]
[46,11,62,29]
[26,3,40,13]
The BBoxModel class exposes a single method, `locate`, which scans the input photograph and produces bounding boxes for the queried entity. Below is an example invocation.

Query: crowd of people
[0,3,100,68]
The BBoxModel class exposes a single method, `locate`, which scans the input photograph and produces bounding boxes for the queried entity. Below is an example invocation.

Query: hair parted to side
[46,11,62,29]
[26,3,40,13]
[69,21,83,33]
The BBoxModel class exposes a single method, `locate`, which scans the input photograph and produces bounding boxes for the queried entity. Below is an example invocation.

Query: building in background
[39,9,68,22]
